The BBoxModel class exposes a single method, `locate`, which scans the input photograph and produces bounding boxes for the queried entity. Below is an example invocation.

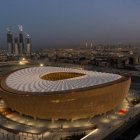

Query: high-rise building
[6,25,32,57]
[7,28,14,55]
[18,25,25,55]
[86,42,88,48]
[91,42,93,48]
[25,34,32,56]
[14,36,19,56]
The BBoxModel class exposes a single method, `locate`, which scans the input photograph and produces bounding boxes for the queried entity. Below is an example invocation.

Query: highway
[103,113,140,140]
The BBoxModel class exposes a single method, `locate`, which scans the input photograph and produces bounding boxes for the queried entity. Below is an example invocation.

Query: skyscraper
[14,36,19,56]
[18,25,24,55]
[91,42,93,48]
[7,28,14,55]
[86,42,88,48]
[25,34,32,56]
[6,25,32,57]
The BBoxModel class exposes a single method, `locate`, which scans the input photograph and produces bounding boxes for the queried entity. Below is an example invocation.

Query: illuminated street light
[19,61,24,65]
[40,63,44,67]
[19,58,29,65]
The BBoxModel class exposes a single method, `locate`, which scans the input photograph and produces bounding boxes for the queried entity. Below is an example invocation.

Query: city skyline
[0,0,140,50]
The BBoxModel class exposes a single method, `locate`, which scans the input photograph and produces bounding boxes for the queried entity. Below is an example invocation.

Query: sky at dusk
[0,0,140,50]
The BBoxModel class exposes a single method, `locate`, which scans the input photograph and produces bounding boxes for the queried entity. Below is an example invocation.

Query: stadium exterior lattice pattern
[0,67,131,120]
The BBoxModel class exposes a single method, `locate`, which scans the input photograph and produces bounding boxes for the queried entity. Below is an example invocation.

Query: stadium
[0,66,131,120]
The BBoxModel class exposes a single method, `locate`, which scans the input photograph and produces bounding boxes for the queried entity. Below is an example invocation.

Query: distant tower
[91,42,93,48]
[86,42,88,48]
[7,28,14,55]
[18,25,24,55]
[25,34,32,56]
[108,40,111,50]
[14,36,19,56]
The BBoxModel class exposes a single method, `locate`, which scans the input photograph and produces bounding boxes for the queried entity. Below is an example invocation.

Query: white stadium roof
[5,67,122,93]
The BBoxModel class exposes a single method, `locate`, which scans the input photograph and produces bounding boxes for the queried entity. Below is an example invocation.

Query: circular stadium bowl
[0,67,131,120]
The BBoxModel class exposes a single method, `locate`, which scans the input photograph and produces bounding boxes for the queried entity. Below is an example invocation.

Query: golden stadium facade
[0,67,131,120]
